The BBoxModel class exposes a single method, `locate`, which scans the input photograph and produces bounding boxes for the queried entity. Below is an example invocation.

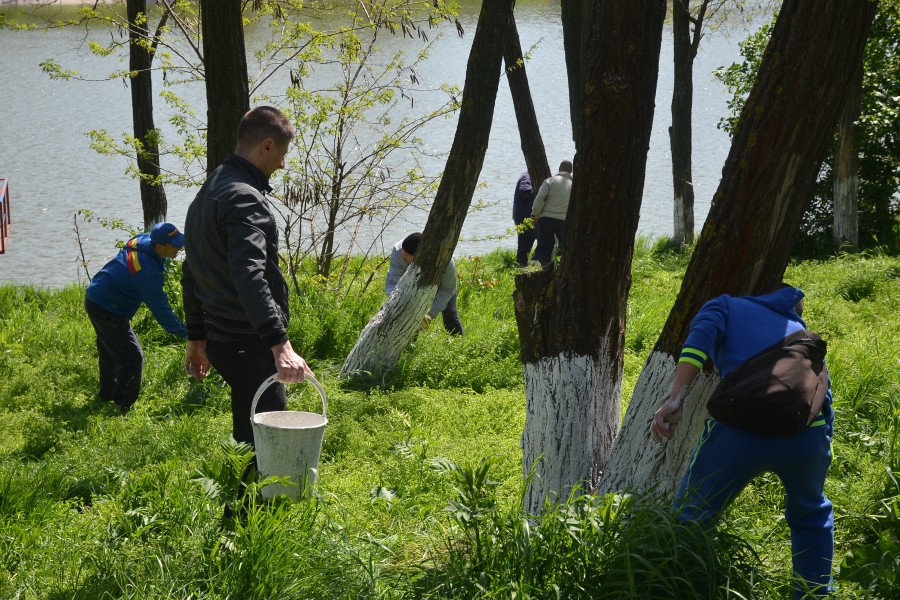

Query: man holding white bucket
[181,106,314,450]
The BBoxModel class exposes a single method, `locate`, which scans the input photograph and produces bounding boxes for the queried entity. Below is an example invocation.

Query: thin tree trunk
[514,0,666,514]
[200,0,249,175]
[833,62,863,252]
[669,0,701,247]
[503,13,551,188]
[318,167,342,278]
[341,0,516,378]
[127,0,167,229]
[600,0,877,498]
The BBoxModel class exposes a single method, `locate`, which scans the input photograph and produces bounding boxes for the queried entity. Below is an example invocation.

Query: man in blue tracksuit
[651,285,834,598]
[84,222,187,411]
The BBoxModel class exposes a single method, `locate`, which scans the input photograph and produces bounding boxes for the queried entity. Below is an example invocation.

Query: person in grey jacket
[386,232,464,335]
[181,106,314,449]
[531,159,573,266]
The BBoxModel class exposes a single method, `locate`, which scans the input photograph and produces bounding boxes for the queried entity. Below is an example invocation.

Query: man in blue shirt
[84,222,187,412]
[512,171,537,267]
[651,284,834,598]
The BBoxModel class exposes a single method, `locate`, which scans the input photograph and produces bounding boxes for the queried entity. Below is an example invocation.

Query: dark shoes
[115,402,133,415]
[94,392,132,414]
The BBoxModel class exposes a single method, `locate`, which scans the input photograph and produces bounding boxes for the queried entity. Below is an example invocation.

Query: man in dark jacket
[181,106,314,448]
[512,171,537,267]
[85,222,187,411]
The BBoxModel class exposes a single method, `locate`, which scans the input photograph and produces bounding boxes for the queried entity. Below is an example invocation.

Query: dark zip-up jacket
[181,154,290,348]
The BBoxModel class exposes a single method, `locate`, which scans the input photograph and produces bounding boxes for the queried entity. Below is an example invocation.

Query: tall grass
[0,247,898,597]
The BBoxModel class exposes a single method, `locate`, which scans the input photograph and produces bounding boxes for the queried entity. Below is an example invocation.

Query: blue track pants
[674,419,834,598]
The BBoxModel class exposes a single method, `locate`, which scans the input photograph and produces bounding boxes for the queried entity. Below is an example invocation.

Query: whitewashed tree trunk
[598,0,875,500]
[832,62,863,252]
[833,174,859,252]
[522,347,621,514]
[597,351,718,497]
[515,0,666,516]
[341,0,514,379]
[673,192,687,246]
[340,265,434,378]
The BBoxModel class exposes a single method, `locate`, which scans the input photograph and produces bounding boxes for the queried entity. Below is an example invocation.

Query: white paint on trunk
[598,350,719,498]
[833,175,859,250]
[673,192,686,244]
[340,264,435,378]
[522,344,621,515]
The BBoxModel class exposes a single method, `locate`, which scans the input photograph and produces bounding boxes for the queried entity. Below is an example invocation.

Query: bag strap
[745,329,827,365]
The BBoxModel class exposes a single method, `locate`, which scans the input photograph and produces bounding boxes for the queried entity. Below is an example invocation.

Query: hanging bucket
[250,373,328,500]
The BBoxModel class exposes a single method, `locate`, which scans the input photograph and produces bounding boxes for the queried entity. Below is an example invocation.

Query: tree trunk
[503,13,551,188]
[669,0,700,247]
[200,0,249,175]
[833,62,863,252]
[514,0,666,514]
[127,0,167,229]
[318,166,343,278]
[560,0,596,153]
[341,0,516,378]
[600,0,877,498]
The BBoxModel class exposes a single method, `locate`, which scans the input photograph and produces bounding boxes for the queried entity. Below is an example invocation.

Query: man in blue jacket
[651,284,834,598]
[84,222,187,411]
[512,171,537,267]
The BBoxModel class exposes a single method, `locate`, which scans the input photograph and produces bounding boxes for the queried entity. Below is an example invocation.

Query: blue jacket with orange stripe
[85,233,187,337]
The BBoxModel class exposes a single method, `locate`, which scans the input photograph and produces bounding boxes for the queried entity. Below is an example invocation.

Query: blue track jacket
[86,233,187,337]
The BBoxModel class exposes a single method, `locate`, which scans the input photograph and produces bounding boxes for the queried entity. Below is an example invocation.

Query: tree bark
[200,0,249,175]
[341,0,516,378]
[560,0,596,153]
[514,0,666,514]
[600,0,877,498]
[669,0,704,247]
[833,62,864,253]
[127,0,167,229]
[503,12,551,189]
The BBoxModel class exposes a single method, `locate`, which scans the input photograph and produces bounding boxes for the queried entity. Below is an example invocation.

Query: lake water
[0,1,752,287]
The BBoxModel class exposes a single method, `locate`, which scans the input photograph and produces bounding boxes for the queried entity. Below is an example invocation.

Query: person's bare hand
[650,386,688,443]
[185,339,211,381]
[271,340,314,384]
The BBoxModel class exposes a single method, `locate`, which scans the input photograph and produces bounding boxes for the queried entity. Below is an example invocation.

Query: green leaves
[841,470,900,596]
[39,58,77,81]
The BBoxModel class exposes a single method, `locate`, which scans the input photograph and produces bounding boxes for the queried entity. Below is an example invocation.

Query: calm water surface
[0,1,749,287]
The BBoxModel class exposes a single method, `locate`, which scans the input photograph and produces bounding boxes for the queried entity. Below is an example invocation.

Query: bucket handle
[250,373,327,422]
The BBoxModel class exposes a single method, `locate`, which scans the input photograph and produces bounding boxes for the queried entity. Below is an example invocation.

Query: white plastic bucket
[250,373,328,500]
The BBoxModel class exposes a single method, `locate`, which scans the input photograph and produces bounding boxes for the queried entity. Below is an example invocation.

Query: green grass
[0,246,898,598]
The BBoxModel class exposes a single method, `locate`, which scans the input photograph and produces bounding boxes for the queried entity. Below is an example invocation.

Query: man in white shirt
[531,160,573,266]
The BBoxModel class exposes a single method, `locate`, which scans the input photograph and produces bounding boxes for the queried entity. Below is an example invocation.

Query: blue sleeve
[139,268,187,337]
[679,296,728,368]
